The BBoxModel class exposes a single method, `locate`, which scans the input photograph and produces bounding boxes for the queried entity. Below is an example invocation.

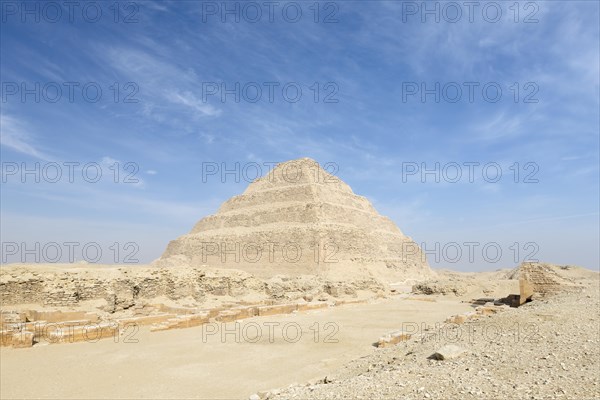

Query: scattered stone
[430,345,467,360]
[377,330,412,348]
[446,314,467,324]
[472,297,495,305]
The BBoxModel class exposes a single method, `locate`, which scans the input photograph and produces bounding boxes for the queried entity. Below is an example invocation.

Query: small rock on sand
[431,345,466,360]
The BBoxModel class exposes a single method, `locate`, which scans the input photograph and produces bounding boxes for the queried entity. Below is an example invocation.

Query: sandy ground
[0,295,473,399]
[271,276,600,400]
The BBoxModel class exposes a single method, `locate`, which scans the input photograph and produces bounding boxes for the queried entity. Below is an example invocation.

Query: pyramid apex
[271,157,322,171]
[243,157,349,194]
[280,157,317,164]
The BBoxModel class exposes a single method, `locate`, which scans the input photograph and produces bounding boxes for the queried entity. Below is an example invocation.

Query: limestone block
[217,310,241,322]
[0,312,25,325]
[0,330,13,346]
[257,304,298,317]
[297,302,328,312]
[12,331,34,348]
[46,322,119,344]
[200,307,226,319]
[150,313,210,331]
[169,316,193,329]
[519,277,534,304]
[26,310,89,323]
[150,323,169,332]
[430,344,466,360]
[223,307,258,320]
[476,306,503,316]
[334,299,366,306]
[187,313,210,327]
[377,330,412,347]
[117,314,176,327]
[445,314,467,324]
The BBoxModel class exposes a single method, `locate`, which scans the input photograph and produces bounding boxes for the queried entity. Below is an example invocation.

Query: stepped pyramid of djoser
[158,158,432,281]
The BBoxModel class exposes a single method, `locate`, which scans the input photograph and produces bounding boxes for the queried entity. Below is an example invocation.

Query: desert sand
[1,293,475,399]
[1,159,598,400]
[270,267,600,400]
[2,262,597,399]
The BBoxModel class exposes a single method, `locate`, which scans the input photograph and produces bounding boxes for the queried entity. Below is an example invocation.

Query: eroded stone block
[431,344,466,360]
[519,277,535,305]
[297,302,328,312]
[445,314,467,324]
[257,304,298,316]
[12,331,34,348]
[377,330,412,348]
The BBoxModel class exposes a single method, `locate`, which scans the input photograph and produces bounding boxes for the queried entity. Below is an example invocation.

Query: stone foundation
[1,298,358,348]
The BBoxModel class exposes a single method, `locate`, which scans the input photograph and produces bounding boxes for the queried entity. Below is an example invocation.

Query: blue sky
[1,1,599,270]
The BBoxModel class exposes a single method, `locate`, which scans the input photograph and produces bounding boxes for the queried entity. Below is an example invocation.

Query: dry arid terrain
[1,160,598,400]
[270,266,600,400]
[3,0,598,397]
[1,262,598,400]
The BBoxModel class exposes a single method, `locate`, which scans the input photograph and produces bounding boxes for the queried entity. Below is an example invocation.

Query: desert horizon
[1,1,599,399]
[2,157,599,399]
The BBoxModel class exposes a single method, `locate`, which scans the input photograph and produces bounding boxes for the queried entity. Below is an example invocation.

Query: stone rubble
[265,272,599,400]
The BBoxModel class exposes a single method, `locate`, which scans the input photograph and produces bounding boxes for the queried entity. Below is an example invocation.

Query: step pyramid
[157,158,432,282]
[517,262,581,296]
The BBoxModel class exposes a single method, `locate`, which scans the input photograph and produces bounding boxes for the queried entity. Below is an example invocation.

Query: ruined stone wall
[0,264,386,311]
[0,265,264,311]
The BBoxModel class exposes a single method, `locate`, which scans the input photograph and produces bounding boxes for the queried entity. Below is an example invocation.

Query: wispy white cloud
[8,182,212,223]
[101,156,119,166]
[143,1,170,12]
[103,46,223,126]
[470,111,524,142]
[165,91,221,117]
[0,114,52,160]
[1,1,597,269]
